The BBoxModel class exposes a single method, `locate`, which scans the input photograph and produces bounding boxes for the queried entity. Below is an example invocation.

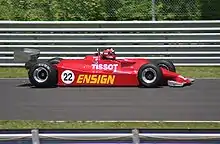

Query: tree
[200,0,220,20]
[156,0,201,20]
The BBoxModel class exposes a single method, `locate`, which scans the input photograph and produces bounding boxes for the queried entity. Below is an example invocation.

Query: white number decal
[91,64,118,71]
[61,70,75,84]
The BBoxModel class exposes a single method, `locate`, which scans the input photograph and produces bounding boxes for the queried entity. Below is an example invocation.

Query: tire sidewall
[28,62,57,88]
[138,64,163,88]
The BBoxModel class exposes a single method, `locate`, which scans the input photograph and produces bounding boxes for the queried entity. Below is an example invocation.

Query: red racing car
[18,48,195,88]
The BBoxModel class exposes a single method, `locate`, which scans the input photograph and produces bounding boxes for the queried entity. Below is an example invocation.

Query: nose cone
[167,78,195,87]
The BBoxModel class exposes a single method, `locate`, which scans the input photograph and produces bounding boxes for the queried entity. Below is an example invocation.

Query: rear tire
[156,60,176,72]
[28,62,57,88]
[138,63,163,88]
[25,60,37,70]
[47,57,63,65]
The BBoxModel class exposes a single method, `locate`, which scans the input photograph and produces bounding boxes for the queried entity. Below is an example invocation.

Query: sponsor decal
[61,70,75,84]
[76,74,115,84]
[91,63,118,71]
[38,63,50,70]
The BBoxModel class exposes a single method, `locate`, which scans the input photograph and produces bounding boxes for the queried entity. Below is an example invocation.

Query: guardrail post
[31,129,40,144]
[132,129,140,144]
[151,0,156,21]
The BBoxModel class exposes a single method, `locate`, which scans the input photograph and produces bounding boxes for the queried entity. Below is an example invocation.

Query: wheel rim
[141,68,157,84]
[33,67,49,83]
[158,64,169,70]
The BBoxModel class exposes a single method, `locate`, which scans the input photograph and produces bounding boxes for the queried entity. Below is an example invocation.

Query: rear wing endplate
[14,48,40,63]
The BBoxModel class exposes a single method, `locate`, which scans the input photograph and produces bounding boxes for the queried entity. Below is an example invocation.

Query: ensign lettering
[76,74,115,85]
[91,64,118,71]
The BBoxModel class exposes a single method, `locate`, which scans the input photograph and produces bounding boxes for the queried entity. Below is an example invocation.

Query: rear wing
[14,48,40,69]
[14,48,40,63]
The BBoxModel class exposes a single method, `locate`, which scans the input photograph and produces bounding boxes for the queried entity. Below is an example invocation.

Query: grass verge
[176,66,220,78]
[0,66,220,78]
[0,67,28,78]
[1,121,220,129]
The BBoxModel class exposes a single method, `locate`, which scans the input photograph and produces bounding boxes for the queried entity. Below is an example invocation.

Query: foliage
[156,0,201,20]
[200,0,220,20]
[0,0,219,20]
[115,0,152,20]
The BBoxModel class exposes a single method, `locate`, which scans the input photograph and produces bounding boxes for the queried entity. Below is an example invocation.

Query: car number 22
[61,70,75,84]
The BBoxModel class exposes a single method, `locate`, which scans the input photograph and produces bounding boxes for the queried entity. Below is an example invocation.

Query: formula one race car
[15,48,195,88]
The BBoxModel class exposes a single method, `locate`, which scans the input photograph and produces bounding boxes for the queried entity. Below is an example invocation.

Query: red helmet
[102,48,116,60]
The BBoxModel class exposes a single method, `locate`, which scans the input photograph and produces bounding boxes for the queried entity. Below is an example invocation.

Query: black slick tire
[28,62,57,88]
[156,59,176,72]
[47,57,63,65]
[138,63,163,88]
[25,60,37,70]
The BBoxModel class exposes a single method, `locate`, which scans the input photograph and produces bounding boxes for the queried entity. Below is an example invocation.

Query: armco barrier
[0,20,220,66]
[0,129,220,144]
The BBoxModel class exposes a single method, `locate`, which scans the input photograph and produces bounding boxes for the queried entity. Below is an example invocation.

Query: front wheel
[156,59,176,72]
[138,63,163,88]
[28,62,57,88]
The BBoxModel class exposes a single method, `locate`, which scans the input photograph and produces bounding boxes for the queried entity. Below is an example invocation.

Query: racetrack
[0,79,220,121]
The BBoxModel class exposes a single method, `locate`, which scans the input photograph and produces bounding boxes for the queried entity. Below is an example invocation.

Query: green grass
[1,121,220,129]
[0,66,220,78]
[0,67,28,78]
[176,66,220,78]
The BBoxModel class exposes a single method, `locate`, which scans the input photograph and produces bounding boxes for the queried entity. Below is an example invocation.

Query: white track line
[183,78,220,80]
[85,121,220,123]
[0,78,28,80]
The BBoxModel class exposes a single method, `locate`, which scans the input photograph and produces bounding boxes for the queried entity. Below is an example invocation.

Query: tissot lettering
[76,74,115,84]
[92,64,118,71]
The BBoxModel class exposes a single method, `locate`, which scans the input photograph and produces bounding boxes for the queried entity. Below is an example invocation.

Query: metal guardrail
[0,20,220,66]
[0,129,220,144]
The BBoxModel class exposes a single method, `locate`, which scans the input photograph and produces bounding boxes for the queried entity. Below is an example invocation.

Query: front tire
[28,62,57,88]
[156,60,176,72]
[138,63,163,88]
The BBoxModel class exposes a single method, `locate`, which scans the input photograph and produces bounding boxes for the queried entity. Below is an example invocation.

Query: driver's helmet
[102,48,116,60]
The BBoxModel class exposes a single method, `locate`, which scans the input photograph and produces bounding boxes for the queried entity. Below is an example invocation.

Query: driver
[101,48,116,60]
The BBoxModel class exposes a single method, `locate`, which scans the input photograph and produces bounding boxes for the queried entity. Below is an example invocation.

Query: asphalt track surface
[0,79,220,121]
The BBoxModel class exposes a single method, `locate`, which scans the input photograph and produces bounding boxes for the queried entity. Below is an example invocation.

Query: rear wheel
[25,60,37,70]
[47,57,63,65]
[28,62,57,88]
[138,63,163,88]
